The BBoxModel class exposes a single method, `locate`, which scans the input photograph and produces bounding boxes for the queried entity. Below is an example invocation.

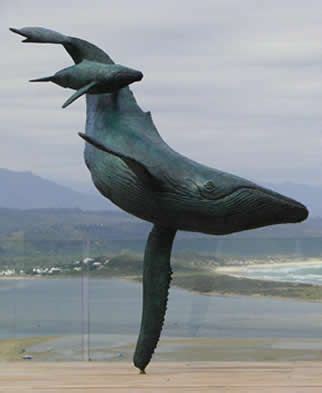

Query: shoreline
[3,335,322,362]
[215,258,322,275]
[0,276,41,280]
[2,272,322,303]
[0,336,56,361]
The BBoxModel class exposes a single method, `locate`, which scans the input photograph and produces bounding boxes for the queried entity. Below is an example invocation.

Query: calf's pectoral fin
[78,133,163,190]
[133,225,177,373]
[63,81,98,108]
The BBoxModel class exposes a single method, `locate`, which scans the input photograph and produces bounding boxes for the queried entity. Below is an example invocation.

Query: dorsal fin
[78,133,164,190]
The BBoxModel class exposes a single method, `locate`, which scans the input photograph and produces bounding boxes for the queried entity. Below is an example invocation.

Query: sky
[1,0,322,192]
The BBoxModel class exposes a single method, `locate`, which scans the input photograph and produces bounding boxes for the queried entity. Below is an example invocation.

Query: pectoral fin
[134,225,176,373]
[62,81,97,108]
[78,133,163,190]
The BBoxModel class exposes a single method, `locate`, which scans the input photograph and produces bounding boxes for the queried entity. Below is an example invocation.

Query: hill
[0,168,110,210]
[1,168,322,216]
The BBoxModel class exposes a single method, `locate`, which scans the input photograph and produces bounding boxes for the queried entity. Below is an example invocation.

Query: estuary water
[0,277,321,342]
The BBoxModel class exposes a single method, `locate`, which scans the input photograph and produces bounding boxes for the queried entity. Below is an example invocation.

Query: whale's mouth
[197,183,309,223]
[208,186,309,234]
[239,187,306,218]
[284,201,309,223]
[250,187,309,224]
[135,71,143,81]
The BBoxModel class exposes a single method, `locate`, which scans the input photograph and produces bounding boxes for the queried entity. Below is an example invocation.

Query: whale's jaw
[285,202,309,223]
[166,186,309,236]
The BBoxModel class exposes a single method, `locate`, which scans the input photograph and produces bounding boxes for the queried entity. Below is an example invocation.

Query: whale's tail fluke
[9,27,68,44]
[10,26,113,65]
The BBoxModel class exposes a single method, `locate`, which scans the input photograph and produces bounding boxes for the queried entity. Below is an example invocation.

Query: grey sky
[1,0,322,191]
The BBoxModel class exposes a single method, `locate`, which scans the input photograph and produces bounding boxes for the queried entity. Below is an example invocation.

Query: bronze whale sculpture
[11,26,309,373]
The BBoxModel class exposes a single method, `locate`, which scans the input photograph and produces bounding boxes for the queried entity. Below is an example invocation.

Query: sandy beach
[1,361,321,392]
[215,258,322,277]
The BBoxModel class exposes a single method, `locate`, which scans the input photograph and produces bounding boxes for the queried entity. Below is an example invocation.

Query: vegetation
[172,273,322,301]
[1,208,322,301]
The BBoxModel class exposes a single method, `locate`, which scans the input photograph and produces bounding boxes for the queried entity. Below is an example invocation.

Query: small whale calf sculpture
[30,61,143,108]
[11,26,309,374]
[10,27,143,108]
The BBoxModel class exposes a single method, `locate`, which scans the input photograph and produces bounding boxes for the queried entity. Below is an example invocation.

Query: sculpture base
[1,361,319,392]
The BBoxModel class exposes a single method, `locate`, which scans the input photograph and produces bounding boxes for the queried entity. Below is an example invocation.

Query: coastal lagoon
[1,277,322,361]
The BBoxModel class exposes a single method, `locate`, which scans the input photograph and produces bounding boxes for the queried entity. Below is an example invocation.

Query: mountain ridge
[0,168,321,216]
[0,168,112,210]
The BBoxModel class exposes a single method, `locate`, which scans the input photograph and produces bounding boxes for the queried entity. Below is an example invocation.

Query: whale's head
[106,64,143,89]
[166,169,309,235]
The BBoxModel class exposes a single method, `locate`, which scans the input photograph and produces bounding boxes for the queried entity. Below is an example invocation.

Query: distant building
[48,267,62,274]
[83,257,94,265]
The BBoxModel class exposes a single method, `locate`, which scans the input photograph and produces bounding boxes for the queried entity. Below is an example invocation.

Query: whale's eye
[198,180,217,198]
[203,181,216,192]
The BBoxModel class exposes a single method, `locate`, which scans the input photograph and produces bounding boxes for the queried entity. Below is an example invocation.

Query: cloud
[1,0,322,191]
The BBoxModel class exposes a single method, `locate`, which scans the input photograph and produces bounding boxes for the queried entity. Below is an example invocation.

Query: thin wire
[81,261,85,360]
[87,240,91,361]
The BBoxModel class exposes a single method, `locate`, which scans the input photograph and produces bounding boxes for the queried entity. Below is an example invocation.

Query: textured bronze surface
[11,26,308,373]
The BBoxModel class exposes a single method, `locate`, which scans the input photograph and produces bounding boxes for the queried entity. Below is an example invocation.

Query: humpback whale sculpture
[11,27,309,373]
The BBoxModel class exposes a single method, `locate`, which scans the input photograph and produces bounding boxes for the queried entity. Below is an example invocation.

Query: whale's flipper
[133,225,176,373]
[10,27,113,65]
[78,133,163,190]
[62,82,98,109]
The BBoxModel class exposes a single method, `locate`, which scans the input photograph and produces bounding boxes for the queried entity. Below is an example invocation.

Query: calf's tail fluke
[133,225,176,374]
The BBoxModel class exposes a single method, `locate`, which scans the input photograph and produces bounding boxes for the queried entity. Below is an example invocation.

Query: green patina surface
[11,26,308,373]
